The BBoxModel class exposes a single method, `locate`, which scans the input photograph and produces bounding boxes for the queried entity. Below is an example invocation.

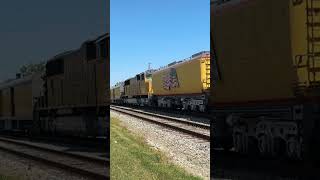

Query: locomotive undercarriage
[211,104,320,160]
[157,94,208,112]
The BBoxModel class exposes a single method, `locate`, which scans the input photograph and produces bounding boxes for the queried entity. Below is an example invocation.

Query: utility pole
[148,62,151,70]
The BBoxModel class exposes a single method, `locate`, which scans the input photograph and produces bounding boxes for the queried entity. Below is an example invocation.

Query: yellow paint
[14,83,33,119]
[111,86,121,100]
[124,74,149,98]
[210,0,318,104]
[0,88,12,117]
[152,56,210,96]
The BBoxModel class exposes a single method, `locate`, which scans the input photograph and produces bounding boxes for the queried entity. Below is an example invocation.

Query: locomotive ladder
[306,0,320,86]
[205,57,211,89]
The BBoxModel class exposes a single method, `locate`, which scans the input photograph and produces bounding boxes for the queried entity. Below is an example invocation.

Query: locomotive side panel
[86,61,98,106]
[0,88,12,117]
[127,77,137,98]
[96,59,109,105]
[210,0,295,105]
[113,86,121,100]
[98,35,109,105]
[138,74,148,96]
[290,1,307,85]
[87,59,108,106]
[152,57,205,96]
[14,83,33,120]
[64,51,88,106]
[47,75,64,107]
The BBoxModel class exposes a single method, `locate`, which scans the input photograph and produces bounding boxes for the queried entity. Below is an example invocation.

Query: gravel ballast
[111,110,210,180]
[0,149,91,180]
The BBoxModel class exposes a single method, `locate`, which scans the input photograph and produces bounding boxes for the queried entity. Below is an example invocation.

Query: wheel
[286,136,302,160]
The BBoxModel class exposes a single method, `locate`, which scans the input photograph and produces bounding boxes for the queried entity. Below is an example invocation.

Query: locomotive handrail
[294,54,309,68]
[155,51,210,72]
[211,0,231,5]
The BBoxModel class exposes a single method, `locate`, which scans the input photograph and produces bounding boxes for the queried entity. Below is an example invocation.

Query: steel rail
[0,137,109,180]
[111,106,210,141]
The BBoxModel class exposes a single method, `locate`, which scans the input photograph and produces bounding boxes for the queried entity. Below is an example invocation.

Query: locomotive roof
[47,33,109,63]
[95,33,109,43]
[82,33,109,45]
[111,81,124,89]
[51,50,76,60]
[152,51,210,74]
[0,74,33,90]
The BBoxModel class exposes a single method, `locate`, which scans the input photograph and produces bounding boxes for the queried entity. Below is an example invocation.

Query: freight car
[111,51,210,112]
[34,33,109,137]
[211,0,320,160]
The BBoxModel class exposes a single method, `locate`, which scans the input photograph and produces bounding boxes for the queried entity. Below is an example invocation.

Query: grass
[110,117,202,180]
[0,176,19,180]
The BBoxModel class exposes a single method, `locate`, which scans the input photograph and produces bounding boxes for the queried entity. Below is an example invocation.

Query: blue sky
[110,0,210,86]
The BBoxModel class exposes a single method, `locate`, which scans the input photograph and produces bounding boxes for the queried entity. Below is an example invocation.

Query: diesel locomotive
[0,33,109,137]
[211,0,320,160]
[110,51,210,112]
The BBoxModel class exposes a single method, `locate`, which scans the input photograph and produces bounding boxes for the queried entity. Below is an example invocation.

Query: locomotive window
[141,73,145,80]
[99,39,107,58]
[46,58,64,76]
[86,42,97,61]
[136,75,140,80]
[124,80,130,85]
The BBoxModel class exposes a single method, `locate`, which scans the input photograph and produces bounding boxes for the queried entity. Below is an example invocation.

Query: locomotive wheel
[286,137,302,160]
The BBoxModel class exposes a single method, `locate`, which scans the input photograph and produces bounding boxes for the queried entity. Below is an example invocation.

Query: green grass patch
[110,117,202,180]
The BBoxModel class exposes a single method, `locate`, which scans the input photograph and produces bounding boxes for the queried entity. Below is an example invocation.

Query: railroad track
[111,103,212,123]
[0,137,109,180]
[111,105,210,141]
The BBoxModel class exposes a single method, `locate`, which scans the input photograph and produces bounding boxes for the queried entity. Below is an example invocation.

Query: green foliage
[19,62,46,76]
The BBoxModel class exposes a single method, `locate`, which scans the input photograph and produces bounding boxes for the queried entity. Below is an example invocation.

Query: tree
[19,61,46,77]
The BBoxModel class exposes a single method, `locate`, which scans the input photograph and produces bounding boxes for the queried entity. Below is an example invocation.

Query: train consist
[110,51,210,112]
[0,33,109,137]
[211,0,320,160]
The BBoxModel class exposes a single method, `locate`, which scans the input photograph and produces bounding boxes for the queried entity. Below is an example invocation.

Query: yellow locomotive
[111,51,210,112]
[0,73,43,131]
[211,0,320,160]
[36,33,109,136]
[151,51,210,111]
[0,33,109,137]
[110,82,124,104]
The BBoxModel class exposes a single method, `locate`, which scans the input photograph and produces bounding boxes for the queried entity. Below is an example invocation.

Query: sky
[0,0,109,82]
[110,0,210,86]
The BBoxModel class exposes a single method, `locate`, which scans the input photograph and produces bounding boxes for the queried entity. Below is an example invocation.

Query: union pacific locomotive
[110,51,210,112]
[0,33,109,137]
[211,0,320,160]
